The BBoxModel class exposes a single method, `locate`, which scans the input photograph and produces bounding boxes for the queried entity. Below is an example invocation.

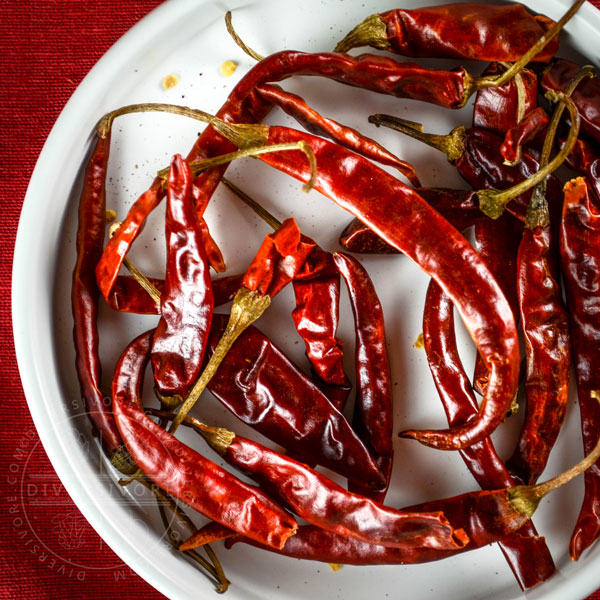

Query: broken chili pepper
[334,3,559,62]
[112,329,298,549]
[423,280,555,589]
[560,176,600,560]
[151,154,214,397]
[333,252,393,502]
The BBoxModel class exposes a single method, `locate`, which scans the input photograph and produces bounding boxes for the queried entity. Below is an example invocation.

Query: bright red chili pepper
[150,155,214,397]
[112,329,298,549]
[334,3,559,62]
[560,176,600,560]
[501,107,550,165]
[333,252,393,502]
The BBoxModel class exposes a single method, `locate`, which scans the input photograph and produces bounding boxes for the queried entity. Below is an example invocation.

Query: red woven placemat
[2,1,600,599]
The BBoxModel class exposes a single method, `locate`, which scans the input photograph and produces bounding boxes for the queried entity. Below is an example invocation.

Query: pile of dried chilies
[70,0,600,593]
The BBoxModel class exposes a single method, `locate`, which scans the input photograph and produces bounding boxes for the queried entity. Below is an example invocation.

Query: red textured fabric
[2,1,600,599]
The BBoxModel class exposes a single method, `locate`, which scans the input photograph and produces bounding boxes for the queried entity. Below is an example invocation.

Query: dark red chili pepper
[501,107,550,165]
[151,155,214,397]
[255,83,421,186]
[231,124,519,450]
[473,62,539,135]
[72,129,128,465]
[560,177,600,560]
[106,274,242,315]
[339,188,479,255]
[206,313,385,488]
[196,424,466,550]
[423,280,555,589]
[541,58,600,147]
[333,252,393,502]
[112,330,298,549]
[334,3,558,62]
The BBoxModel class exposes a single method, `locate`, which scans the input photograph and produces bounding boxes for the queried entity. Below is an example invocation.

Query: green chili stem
[222,178,282,230]
[168,288,271,433]
[368,114,465,162]
[333,13,389,53]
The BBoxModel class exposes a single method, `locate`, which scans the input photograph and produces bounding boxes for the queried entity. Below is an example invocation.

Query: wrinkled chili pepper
[151,155,214,397]
[206,313,385,488]
[423,280,555,589]
[112,329,298,549]
[339,188,479,255]
[71,127,131,469]
[501,107,550,165]
[226,435,600,565]
[560,176,600,560]
[334,3,558,62]
[333,252,393,502]
[194,421,466,550]
[541,58,600,147]
[255,83,421,186]
[224,123,519,450]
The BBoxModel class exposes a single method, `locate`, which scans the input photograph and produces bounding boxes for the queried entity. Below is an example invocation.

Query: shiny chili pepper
[423,280,555,589]
[195,422,467,550]
[206,313,385,488]
[339,188,479,255]
[226,123,519,450]
[226,436,600,566]
[255,83,421,186]
[151,155,214,397]
[112,329,298,549]
[334,3,559,62]
[333,252,393,502]
[560,176,600,560]
[541,58,600,147]
[106,274,242,315]
[473,62,539,136]
[72,128,131,468]
[501,107,550,165]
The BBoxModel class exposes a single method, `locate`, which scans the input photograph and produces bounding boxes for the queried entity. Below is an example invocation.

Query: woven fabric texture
[2,1,600,599]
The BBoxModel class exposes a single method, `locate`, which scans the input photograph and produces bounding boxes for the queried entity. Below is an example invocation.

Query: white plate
[12,0,600,598]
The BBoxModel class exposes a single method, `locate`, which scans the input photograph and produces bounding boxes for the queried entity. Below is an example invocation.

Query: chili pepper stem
[509,431,600,518]
[368,115,465,163]
[333,13,389,53]
[468,0,585,98]
[477,92,580,219]
[225,11,264,62]
[168,288,271,433]
[222,178,282,230]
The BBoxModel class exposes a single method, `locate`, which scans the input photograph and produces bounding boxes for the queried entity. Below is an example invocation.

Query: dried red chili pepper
[227,436,600,566]
[333,252,393,502]
[112,329,298,549]
[334,3,559,62]
[560,176,600,560]
[180,522,235,551]
[205,313,385,488]
[194,421,466,550]
[423,280,555,589]
[224,123,519,450]
[501,107,550,165]
[255,83,421,186]
[541,58,600,147]
[150,154,214,397]
[339,188,479,255]
[72,127,132,469]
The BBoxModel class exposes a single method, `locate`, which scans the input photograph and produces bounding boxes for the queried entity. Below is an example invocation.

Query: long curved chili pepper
[106,274,242,315]
[72,128,132,469]
[255,83,421,186]
[333,252,393,502]
[151,155,214,397]
[226,435,600,566]
[339,188,479,255]
[194,422,467,550]
[334,3,558,62]
[222,123,519,450]
[206,313,385,488]
[112,329,298,549]
[541,59,600,147]
[560,176,600,560]
[423,280,555,589]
